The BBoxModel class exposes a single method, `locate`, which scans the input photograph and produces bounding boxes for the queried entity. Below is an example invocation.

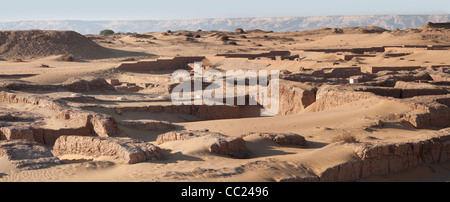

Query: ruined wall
[0,139,61,170]
[156,130,247,158]
[324,67,362,78]
[342,54,376,61]
[312,85,375,112]
[0,91,122,145]
[353,82,448,99]
[0,77,116,93]
[312,85,449,129]
[279,127,450,182]
[53,136,164,164]
[426,45,450,50]
[106,105,242,121]
[400,95,450,129]
[117,56,205,71]
[275,79,316,115]
[369,66,423,74]
[303,47,385,54]
[353,86,402,98]
[216,51,291,60]
[424,22,450,29]
[429,71,450,82]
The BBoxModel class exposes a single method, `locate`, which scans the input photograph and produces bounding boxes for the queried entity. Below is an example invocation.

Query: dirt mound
[0,30,112,60]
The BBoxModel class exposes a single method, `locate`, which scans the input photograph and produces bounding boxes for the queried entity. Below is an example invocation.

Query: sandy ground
[0,97,437,182]
[0,26,449,182]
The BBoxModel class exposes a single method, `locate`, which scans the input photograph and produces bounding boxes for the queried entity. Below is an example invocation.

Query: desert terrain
[0,22,449,182]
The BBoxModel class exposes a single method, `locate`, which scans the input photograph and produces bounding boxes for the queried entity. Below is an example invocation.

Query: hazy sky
[0,0,449,21]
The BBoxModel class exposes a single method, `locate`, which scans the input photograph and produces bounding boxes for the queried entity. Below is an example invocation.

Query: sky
[0,0,449,22]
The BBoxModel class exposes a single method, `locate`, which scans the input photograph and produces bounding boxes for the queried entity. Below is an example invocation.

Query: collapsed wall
[312,85,375,112]
[280,67,363,85]
[117,56,205,71]
[400,95,450,129]
[360,71,432,87]
[118,120,175,131]
[1,77,116,93]
[279,127,450,182]
[216,51,291,60]
[324,67,362,78]
[106,105,242,121]
[303,47,385,54]
[156,130,247,158]
[275,79,316,115]
[53,136,164,164]
[369,66,423,74]
[0,91,122,145]
[0,139,61,170]
[243,132,307,146]
[312,85,450,129]
[394,81,449,98]
[427,67,450,82]
[422,22,450,29]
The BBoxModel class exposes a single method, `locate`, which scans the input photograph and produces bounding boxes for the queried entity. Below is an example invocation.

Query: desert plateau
[0,21,450,183]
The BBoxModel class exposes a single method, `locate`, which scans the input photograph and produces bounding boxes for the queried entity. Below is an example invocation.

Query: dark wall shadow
[0,74,38,79]
[147,151,204,165]
[103,48,156,59]
[305,141,329,149]
[245,141,296,158]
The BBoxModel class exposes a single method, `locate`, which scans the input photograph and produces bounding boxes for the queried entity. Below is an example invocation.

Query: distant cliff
[0,14,449,34]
